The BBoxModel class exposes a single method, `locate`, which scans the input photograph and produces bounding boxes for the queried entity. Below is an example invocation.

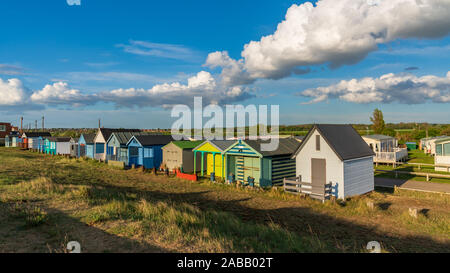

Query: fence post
[426,174,430,182]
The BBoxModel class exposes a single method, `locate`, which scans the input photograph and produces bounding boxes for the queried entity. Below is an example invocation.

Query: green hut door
[243,157,260,183]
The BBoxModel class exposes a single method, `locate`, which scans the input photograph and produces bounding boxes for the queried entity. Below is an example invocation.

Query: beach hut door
[311,158,326,191]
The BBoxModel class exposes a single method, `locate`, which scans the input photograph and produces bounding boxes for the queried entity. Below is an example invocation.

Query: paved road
[375,177,450,194]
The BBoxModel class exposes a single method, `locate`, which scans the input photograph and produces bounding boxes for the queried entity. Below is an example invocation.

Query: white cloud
[67,0,81,6]
[30,82,94,106]
[117,40,201,62]
[300,71,450,104]
[207,0,450,84]
[100,71,253,108]
[0,78,28,105]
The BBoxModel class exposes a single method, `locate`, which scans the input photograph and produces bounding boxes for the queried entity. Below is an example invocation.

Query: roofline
[125,135,143,147]
[223,140,262,157]
[192,140,223,152]
[292,124,375,161]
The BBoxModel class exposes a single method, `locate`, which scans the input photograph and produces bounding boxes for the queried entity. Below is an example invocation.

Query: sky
[0,0,449,128]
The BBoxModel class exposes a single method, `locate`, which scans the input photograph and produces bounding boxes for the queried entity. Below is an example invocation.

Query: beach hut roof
[293,124,375,161]
[130,135,174,146]
[244,138,301,157]
[81,133,96,144]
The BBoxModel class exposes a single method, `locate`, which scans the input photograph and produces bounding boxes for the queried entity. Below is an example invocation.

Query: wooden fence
[375,169,450,182]
[283,177,333,201]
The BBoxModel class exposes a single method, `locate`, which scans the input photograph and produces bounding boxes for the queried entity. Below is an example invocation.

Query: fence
[283,177,333,201]
[375,169,450,182]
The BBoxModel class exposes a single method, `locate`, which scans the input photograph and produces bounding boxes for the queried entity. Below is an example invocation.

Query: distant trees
[370,109,386,134]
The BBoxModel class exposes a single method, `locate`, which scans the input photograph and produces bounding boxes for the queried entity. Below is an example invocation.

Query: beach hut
[126,135,174,168]
[46,137,71,155]
[223,138,301,187]
[5,131,20,147]
[22,132,52,150]
[70,138,79,157]
[105,132,158,163]
[162,140,203,173]
[192,140,235,178]
[94,128,141,161]
[292,124,375,199]
[435,137,450,172]
[78,133,96,158]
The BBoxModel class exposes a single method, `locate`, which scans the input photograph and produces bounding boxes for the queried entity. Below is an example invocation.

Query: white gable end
[295,128,344,198]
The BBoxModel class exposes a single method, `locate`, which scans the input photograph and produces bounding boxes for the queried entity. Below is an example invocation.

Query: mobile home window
[444,143,450,156]
[316,135,320,151]
[0,125,5,131]
[436,144,443,156]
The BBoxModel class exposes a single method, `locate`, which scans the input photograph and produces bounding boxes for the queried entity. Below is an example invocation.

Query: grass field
[374,150,450,184]
[0,148,449,253]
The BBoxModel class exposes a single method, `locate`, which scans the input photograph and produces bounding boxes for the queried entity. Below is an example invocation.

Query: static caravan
[94,128,141,161]
[421,136,448,155]
[78,133,96,158]
[292,124,375,199]
[70,138,79,157]
[126,135,174,169]
[162,141,203,173]
[223,138,300,187]
[192,140,235,178]
[435,137,450,172]
[362,134,407,164]
[0,122,12,146]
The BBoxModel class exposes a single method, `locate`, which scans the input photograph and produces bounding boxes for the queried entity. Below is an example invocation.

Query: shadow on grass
[50,179,450,253]
[0,200,167,253]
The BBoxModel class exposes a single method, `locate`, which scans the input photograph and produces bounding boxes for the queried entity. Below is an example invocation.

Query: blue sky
[0,0,449,128]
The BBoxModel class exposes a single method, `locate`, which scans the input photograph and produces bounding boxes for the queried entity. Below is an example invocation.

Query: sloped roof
[293,124,375,161]
[172,140,204,150]
[47,137,71,143]
[23,132,52,138]
[109,131,161,146]
[98,128,141,143]
[245,138,301,157]
[210,140,236,151]
[133,135,174,146]
[81,133,96,144]
[362,134,395,141]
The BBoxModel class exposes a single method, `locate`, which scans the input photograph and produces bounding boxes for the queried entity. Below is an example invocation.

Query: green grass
[0,148,449,253]
[408,150,436,164]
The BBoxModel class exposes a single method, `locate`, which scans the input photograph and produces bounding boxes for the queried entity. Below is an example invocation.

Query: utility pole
[42,116,45,131]
[98,118,101,129]
[35,120,37,131]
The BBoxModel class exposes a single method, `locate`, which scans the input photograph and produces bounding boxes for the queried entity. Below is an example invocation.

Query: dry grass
[0,148,449,253]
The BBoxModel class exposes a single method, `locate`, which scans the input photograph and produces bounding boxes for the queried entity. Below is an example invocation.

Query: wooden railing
[283,177,333,201]
[375,169,450,181]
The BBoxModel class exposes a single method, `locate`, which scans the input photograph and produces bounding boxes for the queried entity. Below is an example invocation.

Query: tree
[370,109,385,134]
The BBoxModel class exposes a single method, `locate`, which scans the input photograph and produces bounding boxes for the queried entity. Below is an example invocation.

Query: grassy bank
[0,148,449,253]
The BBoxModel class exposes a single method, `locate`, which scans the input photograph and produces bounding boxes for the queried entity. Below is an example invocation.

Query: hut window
[95,143,104,154]
[144,148,154,158]
[316,135,320,151]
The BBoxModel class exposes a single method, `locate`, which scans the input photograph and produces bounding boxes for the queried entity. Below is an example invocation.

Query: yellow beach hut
[192,140,236,178]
